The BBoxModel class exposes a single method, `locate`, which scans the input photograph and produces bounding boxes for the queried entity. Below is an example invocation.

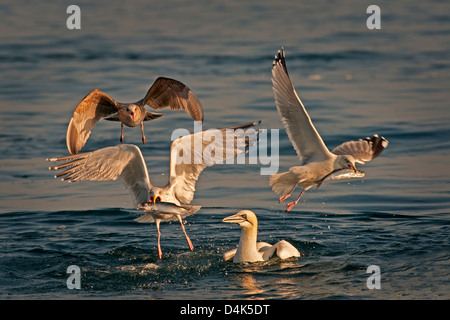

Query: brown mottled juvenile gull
[66,77,204,154]
[222,210,301,263]
[48,121,260,258]
[270,48,388,212]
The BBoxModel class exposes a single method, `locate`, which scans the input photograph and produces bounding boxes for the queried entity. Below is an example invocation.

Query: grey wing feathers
[169,121,260,204]
[271,48,332,163]
[140,77,204,122]
[332,134,389,164]
[47,144,151,205]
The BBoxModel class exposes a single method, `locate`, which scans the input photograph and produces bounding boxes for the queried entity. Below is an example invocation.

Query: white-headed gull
[270,48,388,211]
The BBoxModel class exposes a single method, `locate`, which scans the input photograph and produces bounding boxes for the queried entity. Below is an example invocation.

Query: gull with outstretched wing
[270,48,388,211]
[49,121,260,258]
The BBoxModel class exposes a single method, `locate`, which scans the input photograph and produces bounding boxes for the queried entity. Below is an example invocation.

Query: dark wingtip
[272,47,288,74]
[365,134,389,159]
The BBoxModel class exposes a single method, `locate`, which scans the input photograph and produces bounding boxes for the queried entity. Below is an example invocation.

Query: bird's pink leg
[279,182,299,203]
[286,189,305,212]
[140,123,146,144]
[176,215,193,251]
[155,220,162,259]
[120,123,124,143]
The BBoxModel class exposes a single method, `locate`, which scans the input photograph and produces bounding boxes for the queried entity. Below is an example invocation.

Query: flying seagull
[270,48,388,211]
[66,77,204,154]
[222,210,301,263]
[48,121,260,258]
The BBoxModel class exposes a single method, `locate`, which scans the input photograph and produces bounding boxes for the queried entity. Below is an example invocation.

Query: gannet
[222,210,301,263]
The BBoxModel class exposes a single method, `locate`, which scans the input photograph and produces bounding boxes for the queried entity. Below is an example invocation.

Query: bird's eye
[241,213,247,220]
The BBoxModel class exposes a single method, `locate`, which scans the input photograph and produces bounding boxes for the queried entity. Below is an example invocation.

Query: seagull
[222,210,301,263]
[48,121,260,258]
[270,48,388,212]
[66,77,204,154]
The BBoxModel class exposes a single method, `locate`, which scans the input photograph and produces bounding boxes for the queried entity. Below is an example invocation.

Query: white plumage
[222,210,301,263]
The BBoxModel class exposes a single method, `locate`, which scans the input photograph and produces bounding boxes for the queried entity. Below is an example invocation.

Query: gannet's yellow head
[222,210,258,230]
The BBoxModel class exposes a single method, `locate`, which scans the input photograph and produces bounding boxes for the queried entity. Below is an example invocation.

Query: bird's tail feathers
[269,171,298,196]
[134,214,155,223]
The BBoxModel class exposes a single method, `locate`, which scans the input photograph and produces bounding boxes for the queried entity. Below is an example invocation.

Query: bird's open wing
[139,77,204,122]
[66,89,119,154]
[271,48,332,163]
[332,134,389,164]
[168,121,260,204]
[260,240,300,261]
[47,144,151,205]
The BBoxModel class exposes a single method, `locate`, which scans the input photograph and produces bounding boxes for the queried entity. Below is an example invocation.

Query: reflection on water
[236,273,265,298]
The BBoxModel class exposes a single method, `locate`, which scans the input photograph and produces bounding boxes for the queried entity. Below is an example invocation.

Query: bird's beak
[349,164,357,173]
[222,213,246,224]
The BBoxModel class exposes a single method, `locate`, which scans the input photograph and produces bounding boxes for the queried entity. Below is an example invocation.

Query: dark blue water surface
[0,0,449,299]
